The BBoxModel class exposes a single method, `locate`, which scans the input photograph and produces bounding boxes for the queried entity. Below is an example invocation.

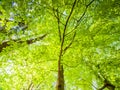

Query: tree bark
[56,64,64,90]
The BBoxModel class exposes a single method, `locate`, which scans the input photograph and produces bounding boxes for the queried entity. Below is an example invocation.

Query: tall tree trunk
[55,0,94,89]
[55,0,77,89]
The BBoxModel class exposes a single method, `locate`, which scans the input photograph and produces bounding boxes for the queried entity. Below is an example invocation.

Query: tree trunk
[56,64,64,90]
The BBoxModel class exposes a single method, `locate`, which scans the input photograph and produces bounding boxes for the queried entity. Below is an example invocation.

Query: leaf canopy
[0,0,120,90]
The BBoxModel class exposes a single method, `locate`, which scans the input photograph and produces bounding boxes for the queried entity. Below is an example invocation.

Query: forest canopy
[0,0,120,90]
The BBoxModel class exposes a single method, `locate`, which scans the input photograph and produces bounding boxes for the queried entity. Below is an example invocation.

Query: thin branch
[56,8,62,41]
[86,0,95,7]
[63,0,77,36]
[51,5,78,23]
[80,78,98,90]
[63,61,80,68]
[27,82,34,90]
[63,32,76,53]
[52,8,65,26]
[36,83,40,89]
[76,0,95,29]
[26,33,47,44]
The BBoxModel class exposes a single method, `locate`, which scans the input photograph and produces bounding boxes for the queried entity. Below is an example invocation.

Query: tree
[0,0,120,90]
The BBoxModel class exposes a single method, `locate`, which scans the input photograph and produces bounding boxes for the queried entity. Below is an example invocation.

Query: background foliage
[0,0,120,90]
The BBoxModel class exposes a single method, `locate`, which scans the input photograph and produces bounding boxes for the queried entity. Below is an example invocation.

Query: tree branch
[53,8,62,41]
[27,82,34,90]
[98,80,115,90]
[63,32,76,53]
[63,0,77,37]
[57,8,62,41]
[52,8,65,26]
[0,33,47,52]
[76,0,95,28]
[65,0,95,36]
[63,0,95,54]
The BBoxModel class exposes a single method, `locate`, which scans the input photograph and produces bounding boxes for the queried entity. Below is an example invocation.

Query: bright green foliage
[0,0,120,90]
